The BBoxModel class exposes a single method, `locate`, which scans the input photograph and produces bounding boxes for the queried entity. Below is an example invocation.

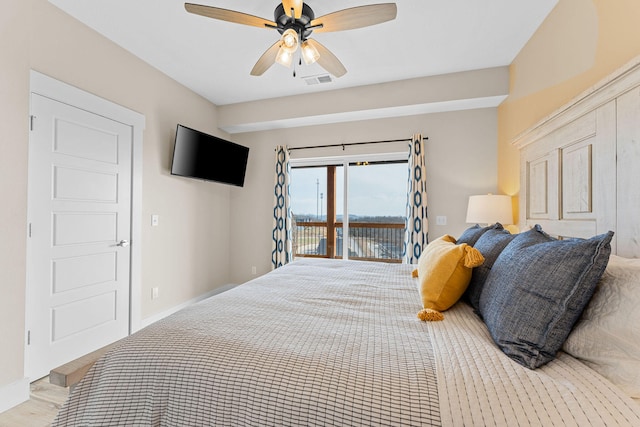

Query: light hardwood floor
[0,377,68,427]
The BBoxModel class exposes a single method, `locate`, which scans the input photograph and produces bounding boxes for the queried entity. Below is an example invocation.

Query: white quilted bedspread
[430,303,640,426]
[53,258,640,426]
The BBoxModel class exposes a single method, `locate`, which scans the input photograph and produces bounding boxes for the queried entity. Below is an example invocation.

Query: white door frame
[26,70,145,377]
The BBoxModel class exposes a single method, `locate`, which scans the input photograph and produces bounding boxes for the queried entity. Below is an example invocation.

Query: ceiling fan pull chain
[293,51,301,77]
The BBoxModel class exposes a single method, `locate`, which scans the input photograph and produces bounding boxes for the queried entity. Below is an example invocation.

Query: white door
[26,93,132,380]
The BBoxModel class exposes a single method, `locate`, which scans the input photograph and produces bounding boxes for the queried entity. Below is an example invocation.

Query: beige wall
[1,0,232,395]
[0,0,31,392]
[497,0,640,214]
[230,107,499,284]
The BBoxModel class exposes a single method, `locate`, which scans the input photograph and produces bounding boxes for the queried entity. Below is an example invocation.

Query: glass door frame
[290,151,407,260]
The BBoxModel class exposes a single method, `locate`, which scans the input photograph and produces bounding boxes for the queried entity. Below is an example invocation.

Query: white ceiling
[48,0,558,107]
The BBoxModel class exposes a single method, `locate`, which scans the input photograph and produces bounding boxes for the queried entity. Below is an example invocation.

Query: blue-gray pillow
[478,225,613,369]
[456,223,499,246]
[463,225,516,311]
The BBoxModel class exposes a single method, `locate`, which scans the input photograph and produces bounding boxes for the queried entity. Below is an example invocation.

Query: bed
[52,256,640,426]
[52,57,640,426]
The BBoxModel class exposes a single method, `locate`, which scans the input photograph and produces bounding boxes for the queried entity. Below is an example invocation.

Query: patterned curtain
[403,134,428,264]
[272,145,293,269]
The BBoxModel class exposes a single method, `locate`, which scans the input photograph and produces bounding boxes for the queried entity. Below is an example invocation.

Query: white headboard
[512,56,640,258]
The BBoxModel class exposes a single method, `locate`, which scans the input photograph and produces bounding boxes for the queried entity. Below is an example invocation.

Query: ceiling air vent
[303,74,333,85]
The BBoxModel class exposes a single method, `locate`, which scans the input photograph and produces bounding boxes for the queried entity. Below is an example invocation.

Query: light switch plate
[151,214,159,226]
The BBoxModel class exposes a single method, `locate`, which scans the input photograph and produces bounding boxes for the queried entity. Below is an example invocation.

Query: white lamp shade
[466,194,513,225]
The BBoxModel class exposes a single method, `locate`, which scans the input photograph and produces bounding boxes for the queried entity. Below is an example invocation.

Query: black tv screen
[171,124,249,187]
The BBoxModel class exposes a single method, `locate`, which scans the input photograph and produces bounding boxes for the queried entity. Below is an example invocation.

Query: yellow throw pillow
[412,234,484,321]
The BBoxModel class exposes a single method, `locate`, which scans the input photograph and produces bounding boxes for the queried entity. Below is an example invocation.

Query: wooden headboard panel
[513,57,640,258]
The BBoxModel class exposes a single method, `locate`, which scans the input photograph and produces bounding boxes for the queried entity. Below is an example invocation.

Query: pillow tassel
[411,269,419,278]
[463,247,485,268]
[417,308,444,322]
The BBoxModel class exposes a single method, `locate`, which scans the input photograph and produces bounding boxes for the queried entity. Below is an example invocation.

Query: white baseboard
[139,283,239,330]
[0,377,30,414]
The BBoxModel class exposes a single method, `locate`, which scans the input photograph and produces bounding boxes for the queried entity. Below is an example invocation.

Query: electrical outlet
[152,287,159,299]
[436,215,447,225]
[251,266,257,275]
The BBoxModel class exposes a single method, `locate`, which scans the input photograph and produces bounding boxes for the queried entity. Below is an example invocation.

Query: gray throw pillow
[463,225,516,311]
[478,225,613,369]
[456,223,500,246]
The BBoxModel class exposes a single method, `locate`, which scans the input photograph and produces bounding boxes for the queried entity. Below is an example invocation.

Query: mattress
[52,258,640,426]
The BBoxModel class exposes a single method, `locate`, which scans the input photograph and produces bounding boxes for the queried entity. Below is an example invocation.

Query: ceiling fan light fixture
[185,1,398,78]
[301,40,320,65]
[275,46,294,67]
[280,28,299,53]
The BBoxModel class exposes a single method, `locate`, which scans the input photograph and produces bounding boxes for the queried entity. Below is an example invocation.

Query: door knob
[117,240,130,247]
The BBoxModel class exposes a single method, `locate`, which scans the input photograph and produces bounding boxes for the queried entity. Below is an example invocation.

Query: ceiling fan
[184,1,397,78]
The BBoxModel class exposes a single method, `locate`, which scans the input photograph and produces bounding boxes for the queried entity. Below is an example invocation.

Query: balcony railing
[293,220,405,263]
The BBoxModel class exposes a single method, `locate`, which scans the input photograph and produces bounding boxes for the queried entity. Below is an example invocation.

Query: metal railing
[293,220,405,263]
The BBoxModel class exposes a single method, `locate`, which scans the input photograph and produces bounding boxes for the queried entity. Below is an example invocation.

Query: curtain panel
[272,145,293,269]
[403,134,428,264]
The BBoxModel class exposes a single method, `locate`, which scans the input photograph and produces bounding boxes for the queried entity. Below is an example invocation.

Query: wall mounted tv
[171,124,249,187]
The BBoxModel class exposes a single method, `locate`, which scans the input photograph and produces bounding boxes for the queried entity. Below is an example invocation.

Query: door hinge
[28,223,32,238]
[29,115,35,131]
[27,330,31,345]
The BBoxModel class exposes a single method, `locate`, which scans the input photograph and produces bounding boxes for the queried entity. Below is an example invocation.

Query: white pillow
[563,255,640,398]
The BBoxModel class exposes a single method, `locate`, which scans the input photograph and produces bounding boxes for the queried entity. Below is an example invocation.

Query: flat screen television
[171,124,249,187]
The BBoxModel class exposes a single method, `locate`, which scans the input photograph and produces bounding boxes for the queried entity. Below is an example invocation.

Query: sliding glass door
[346,161,406,261]
[290,153,407,262]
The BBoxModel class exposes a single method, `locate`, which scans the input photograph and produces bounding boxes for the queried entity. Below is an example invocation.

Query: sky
[290,162,408,218]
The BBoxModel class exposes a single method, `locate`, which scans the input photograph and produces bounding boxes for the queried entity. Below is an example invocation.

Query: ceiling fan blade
[310,3,397,33]
[281,0,303,19]
[185,3,276,29]
[250,41,281,76]
[306,39,347,78]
